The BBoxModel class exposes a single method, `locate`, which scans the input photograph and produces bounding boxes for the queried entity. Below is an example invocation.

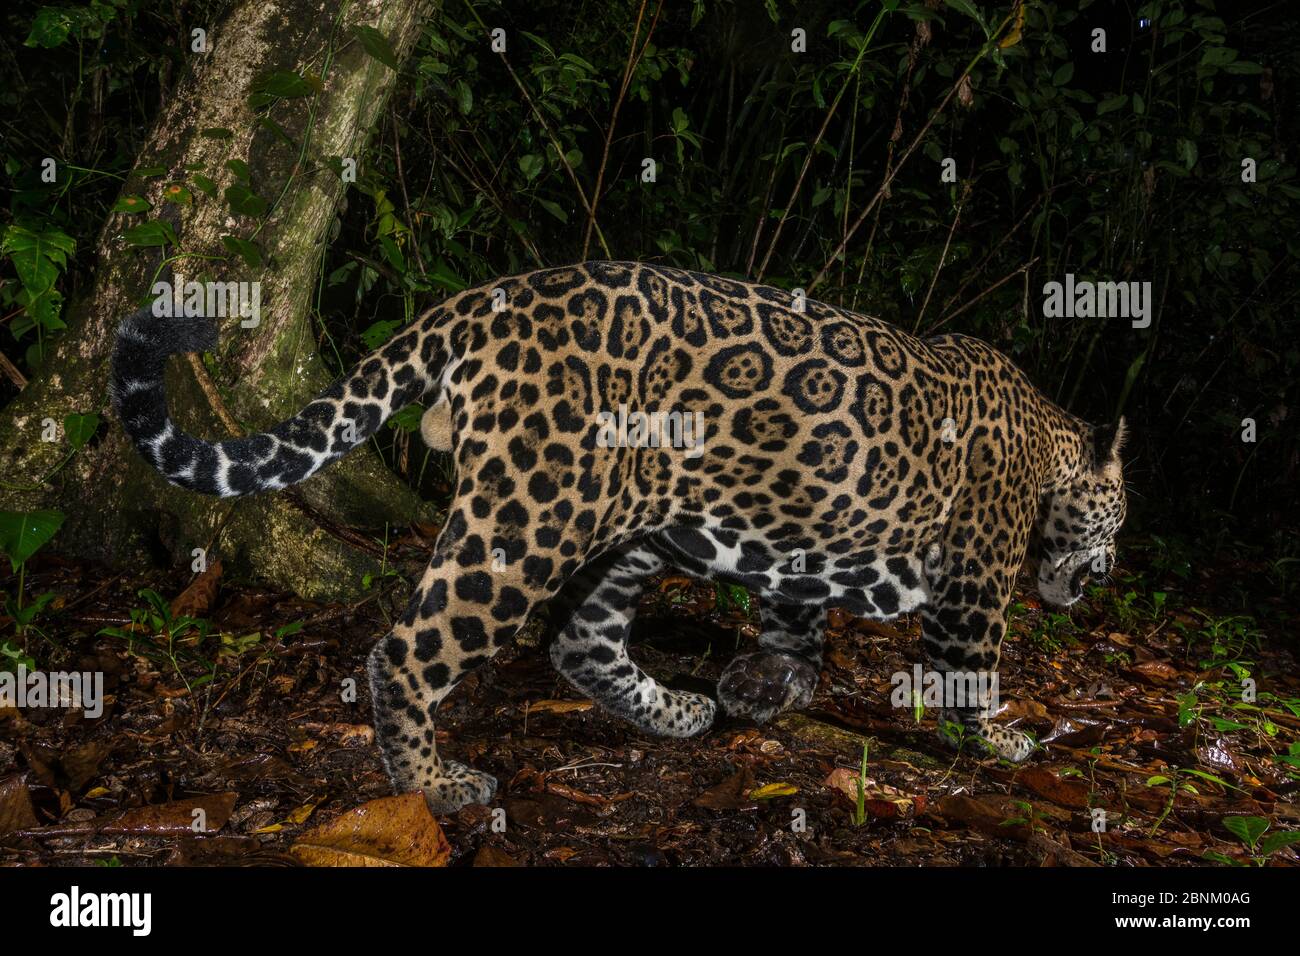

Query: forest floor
[2,529,1298,868]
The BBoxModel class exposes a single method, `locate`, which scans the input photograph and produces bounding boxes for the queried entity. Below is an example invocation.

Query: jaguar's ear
[1092,416,1128,471]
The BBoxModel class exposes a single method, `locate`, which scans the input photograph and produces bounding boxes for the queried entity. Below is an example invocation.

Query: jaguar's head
[1035,418,1129,608]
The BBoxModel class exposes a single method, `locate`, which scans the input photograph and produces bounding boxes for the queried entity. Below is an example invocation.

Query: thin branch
[582,0,663,260]
[913,183,968,332]
[925,256,1039,335]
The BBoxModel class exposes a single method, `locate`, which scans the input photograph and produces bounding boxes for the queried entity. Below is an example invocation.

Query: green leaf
[352,25,399,70]
[379,235,405,272]
[161,184,193,206]
[221,235,263,269]
[1199,47,1238,68]
[134,165,167,178]
[25,8,73,48]
[454,79,473,115]
[943,0,988,35]
[1258,830,1300,857]
[1201,850,1244,867]
[248,70,317,108]
[121,220,177,248]
[361,319,402,350]
[1097,94,1128,116]
[1223,60,1263,75]
[224,183,269,218]
[1,223,75,296]
[112,195,152,215]
[191,174,219,198]
[1223,815,1268,849]
[0,510,65,571]
[225,158,252,181]
[200,127,234,140]
[714,582,752,614]
[388,404,423,432]
[1052,62,1074,86]
[427,261,467,292]
[536,198,568,223]
[518,153,544,182]
[63,413,100,451]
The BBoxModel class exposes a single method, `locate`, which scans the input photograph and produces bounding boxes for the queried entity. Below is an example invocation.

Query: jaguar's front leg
[719,600,823,724]
[920,593,1035,763]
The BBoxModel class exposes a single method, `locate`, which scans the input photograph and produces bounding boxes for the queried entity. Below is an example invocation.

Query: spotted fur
[112,261,1127,812]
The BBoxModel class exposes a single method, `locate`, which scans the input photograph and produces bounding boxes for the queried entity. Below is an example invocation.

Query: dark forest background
[1,0,1297,589]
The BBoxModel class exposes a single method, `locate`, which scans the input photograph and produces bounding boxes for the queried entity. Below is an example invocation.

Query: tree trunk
[0,0,439,600]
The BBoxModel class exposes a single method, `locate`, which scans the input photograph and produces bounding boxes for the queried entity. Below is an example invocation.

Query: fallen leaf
[824,768,927,819]
[0,774,38,836]
[301,721,375,745]
[1197,738,1245,775]
[1027,829,1098,866]
[998,698,1049,720]
[61,740,113,791]
[1016,766,1093,810]
[34,792,240,837]
[693,767,757,811]
[290,792,450,867]
[285,802,318,825]
[1130,660,1181,685]
[1041,716,1108,747]
[169,558,223,619]
[748,782,798,800]
[474,845,521,866]
[526,699,595,715]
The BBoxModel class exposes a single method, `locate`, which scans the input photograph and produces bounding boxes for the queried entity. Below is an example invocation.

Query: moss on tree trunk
[0,0,439,600]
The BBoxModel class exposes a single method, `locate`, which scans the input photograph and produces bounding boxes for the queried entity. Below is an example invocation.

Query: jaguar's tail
[110,307,445,498]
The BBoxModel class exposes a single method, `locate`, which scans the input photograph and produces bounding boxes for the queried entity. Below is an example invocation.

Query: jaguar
[112,260,1128,813]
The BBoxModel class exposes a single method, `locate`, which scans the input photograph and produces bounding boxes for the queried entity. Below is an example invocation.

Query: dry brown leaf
[998,698,1049,720]
[169,557,223,619]
[290,792,450,867]
[0,773,38,836]
[72,792,238,836]
[693,767,757,811]
[824,768,927,819]
[1016,766,1092,810]
[526,699,595,715]
[474,845,521,867]
[1130,660,1181,684]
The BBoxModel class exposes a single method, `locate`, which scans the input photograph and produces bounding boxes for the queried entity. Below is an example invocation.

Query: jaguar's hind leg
[367,513,544,813]
[548,541,717,737]
[718,601,824,723]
